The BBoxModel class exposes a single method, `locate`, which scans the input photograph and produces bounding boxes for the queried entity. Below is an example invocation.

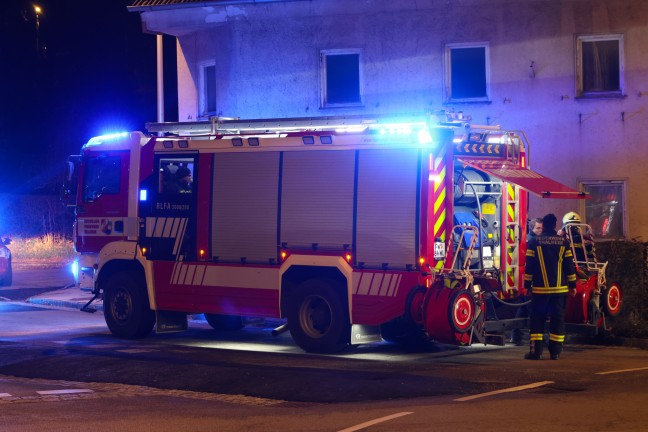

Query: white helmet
[562,211,581,225]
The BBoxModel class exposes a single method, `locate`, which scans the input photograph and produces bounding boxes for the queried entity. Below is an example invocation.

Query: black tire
[287,278,350,354]
[103,270,155,339]
[204,314,244,331]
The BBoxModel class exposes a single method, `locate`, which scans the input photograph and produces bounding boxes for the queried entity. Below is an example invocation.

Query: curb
[27,296,104,312]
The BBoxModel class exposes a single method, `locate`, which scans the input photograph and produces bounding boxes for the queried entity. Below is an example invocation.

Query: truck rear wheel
[103,270,155,339]
[204,314,244,331]
[287,278,350,353]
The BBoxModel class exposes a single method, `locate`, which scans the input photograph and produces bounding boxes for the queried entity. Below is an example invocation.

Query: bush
[5,235,74,271]
[597,240,648,338]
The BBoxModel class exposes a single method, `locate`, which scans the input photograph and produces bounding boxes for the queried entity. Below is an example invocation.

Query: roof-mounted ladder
[145,111,471,136]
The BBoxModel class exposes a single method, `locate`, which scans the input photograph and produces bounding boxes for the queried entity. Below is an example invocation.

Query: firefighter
[560,212,596,265]
[524,213,577,360]
[510,217,543,346]
[166,166,193,193]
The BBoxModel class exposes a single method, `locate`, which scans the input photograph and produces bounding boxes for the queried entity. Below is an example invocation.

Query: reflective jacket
[524,230,577,294]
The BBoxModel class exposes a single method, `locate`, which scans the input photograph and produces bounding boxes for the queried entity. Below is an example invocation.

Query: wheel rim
[452,293,474,331]
[112,287,132,323]
[606,284,622,316]
[299,295,332,339]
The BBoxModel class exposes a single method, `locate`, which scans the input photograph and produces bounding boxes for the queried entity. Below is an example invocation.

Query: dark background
[0,0,177,193]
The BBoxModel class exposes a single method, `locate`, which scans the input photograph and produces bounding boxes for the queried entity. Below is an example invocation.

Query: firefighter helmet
[562,212,581,225]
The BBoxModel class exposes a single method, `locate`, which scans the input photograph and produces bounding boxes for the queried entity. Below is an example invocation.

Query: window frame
[444,42,491,103]
[198,60,217,119]
[575,34,625,98]
[578,178,627,240]
[319,48,364,109]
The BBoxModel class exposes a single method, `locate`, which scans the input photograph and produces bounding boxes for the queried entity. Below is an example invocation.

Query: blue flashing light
[71,260,79,279]
[139,189,148,201]
[87,132,129,146]
[417,129,433,145]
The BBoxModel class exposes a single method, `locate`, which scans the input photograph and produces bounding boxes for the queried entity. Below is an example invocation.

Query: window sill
[575,92,626,100]
[320,102,364,109]
[444,98,492,105]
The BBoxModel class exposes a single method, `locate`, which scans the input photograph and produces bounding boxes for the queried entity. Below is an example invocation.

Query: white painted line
[36,389,94,395]
[0,393,12,397]
[454,381,554,402]
[337,412,414,432]
[596,366,648,375]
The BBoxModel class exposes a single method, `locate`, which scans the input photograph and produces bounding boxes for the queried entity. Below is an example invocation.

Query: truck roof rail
[145,112,471,136]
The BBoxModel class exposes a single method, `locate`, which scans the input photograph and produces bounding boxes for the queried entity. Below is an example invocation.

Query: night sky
[0,0,177,193]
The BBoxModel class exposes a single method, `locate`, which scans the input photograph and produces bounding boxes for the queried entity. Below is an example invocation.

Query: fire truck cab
[65,112,608,353]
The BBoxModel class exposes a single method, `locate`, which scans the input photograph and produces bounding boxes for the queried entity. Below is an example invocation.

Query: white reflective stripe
[193,265,206,285]
[172,262,181,284]
[357,273,372,295]
[184,265,196,285]
[177,262,188,283]
[173,218,188,255]
[170,217,181,238]
[154,217,166,237]
[162,217,174,237]
[369,273,383,296]
[146,218,154,237]
[386,274,400,297]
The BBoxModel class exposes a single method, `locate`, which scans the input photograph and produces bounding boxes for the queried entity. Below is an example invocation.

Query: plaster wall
[140,0,648,239]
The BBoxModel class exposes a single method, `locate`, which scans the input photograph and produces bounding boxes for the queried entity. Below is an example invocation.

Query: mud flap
[156,310,188,333]
[351,324,382,345]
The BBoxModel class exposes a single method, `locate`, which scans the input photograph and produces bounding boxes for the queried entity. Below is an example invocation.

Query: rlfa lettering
[156,202,190,211]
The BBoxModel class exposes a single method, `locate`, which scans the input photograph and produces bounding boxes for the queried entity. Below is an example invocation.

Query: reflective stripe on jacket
[524,230,577,294]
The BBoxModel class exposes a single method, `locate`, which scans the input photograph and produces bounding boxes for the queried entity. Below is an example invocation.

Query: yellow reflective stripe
[557,246,564,287]
[537,247,549,288]
[567,274,577,282]
[531,286,569,294]
[434,208,446,235]
[530,333,544,341]
[549,333,565,342]
[526,250,535,257]
[565,249,573,257]
[433,164,446,193]
[524,274,533,281]
[434,186,446,213]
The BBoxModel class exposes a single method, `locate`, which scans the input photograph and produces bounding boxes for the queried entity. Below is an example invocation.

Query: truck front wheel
[287,279,350,353]
[103,270,155,339]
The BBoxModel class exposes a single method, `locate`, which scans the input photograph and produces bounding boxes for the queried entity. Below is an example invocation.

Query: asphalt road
[2,267,648,431]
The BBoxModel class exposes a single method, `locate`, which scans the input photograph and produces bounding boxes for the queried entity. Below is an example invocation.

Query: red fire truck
[65,112,620,353]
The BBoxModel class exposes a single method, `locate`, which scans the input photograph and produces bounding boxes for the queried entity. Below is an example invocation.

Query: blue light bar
[87,132,129,145]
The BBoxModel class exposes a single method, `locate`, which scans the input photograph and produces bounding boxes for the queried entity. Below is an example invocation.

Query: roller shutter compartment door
[212,152,280,264]
[281,151,354,249]
[356,148,419,269]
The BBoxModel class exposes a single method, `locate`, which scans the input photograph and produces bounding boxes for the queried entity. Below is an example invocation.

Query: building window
[580,180,626,240]
[199,62,217,118]
[445,42,490,102]
[320,49,362,108]
[576,34,624,97]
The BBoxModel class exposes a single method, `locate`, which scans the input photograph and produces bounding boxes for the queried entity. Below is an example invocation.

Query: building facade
[129,0,648,240]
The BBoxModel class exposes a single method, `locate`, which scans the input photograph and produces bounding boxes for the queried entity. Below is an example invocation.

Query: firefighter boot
[524,340,543,360]
[548,341,562,360]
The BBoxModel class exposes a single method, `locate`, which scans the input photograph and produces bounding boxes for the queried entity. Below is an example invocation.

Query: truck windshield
[83,155,121,203]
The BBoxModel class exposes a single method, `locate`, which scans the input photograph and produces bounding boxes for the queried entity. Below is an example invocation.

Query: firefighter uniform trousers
[524,232,577,358]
